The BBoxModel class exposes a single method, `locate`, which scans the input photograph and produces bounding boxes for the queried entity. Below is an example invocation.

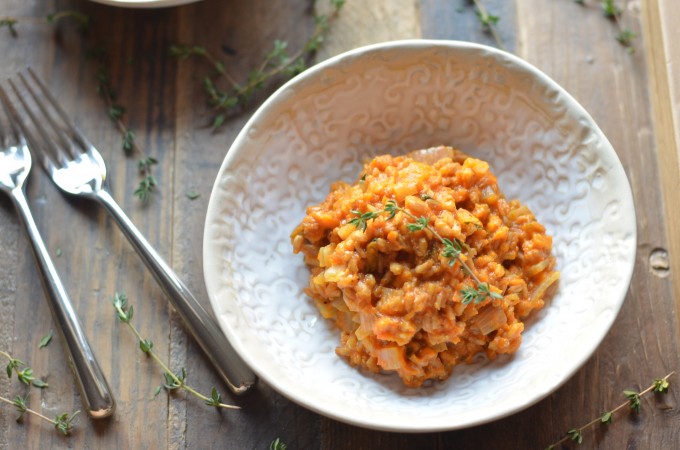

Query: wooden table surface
[1,0,679,448]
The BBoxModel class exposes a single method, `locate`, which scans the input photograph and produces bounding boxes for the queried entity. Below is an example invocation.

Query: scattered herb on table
[0,18,18,37]
[0,395,80,435]
[112,293,240,410]
[1,9,156,201]
[38,330,53,349]
[87,45,160,202]
[134,156,158,202]
[45,10,90,32]
[0,350,79,434]
[546,371,675,449]
[185,190,200,200]
[573,0,637,53]
[170,0,345,130]
[1,350,48,388]
[270,438,287,450]
[349,199,504,304]
[1,10,88,37]
[470,0,506,50]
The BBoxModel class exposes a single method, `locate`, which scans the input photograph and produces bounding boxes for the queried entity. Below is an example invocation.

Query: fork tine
[0,85,21,146]
[5,78,64,168]
[10,75,77,167]
[17,72,79,160]
[25,68,93,156]
[0,82,57,171]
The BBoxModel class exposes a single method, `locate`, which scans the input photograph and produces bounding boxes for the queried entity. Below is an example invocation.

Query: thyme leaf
[113,293,240,411]
[546,372,675,448]
[171,0,344,129]
[349,199,502,304]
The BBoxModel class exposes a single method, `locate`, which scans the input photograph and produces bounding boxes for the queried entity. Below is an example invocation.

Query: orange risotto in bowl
[290,146,559,388]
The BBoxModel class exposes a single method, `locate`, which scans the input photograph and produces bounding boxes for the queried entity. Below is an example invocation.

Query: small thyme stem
[172,0,344,129]
[113,297,240,410]
[349,200,501,304]
[574,0,636,52]
[396,207,484,286]
[471,0,506,51]
[547,371,676,448]
[0,396,54,423]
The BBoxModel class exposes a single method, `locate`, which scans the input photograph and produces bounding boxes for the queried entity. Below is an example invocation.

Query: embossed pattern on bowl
[203,40,636,432]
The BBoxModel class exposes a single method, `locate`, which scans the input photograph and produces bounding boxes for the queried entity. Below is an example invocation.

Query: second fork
[0,87,115,419]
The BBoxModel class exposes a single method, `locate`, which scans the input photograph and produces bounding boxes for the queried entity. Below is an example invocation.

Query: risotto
[290,146,559,387]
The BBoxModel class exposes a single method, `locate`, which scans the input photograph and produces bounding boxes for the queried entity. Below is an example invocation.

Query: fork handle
[10,188,115,419]
[95,190,256,395]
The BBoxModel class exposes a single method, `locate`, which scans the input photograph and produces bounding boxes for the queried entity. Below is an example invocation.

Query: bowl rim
[203,39,637,432]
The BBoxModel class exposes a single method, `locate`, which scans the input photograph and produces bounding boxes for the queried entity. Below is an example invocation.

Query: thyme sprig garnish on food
[170,0,345,130]
[350,199,503,304]
[112,293,240,410]
[546,371,676,449]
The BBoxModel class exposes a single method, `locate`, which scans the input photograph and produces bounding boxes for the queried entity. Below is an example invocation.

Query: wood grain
[1,0,680,448]
[642,0,680,335]
[515,0,680,448]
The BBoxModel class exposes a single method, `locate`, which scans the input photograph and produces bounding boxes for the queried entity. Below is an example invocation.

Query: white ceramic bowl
[203,40,636,432]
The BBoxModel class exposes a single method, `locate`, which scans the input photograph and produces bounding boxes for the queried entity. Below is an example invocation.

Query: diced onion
[473,306,507,335]
[530,271,560,301]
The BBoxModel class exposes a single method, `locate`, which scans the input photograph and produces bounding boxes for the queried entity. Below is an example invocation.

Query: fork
[0,88,115,419]
[5,69,256,395]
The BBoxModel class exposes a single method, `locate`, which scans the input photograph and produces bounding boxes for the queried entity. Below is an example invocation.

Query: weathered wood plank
[316,0,422,60]
[514,0,680,447]
[172,1,326,448]
[420,0,517,53]
[1,0,679,448]
[642,0,680,338]
[1,1,178,447]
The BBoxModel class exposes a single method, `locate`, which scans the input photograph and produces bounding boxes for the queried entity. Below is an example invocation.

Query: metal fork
[0,87,115,419]
[5,69,256,395]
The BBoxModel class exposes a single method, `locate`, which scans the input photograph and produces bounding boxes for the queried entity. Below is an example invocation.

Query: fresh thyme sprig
[38,330,53,349]
[134,156,158,202]
[546,371,675,449]
[349,199,503,304]
[0,395,80,435]
[112,293,240,410]
[0,10,89,37]
[0,18,17,37]
[270,438,288,450]
[1,350,79,434]
[1,350,48,388]
[466,0,506,51]
[574,0,637,53]
[1,10,154,201]
[170,0,345,130]
[86,45,158,202]
[45,10,90,33]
